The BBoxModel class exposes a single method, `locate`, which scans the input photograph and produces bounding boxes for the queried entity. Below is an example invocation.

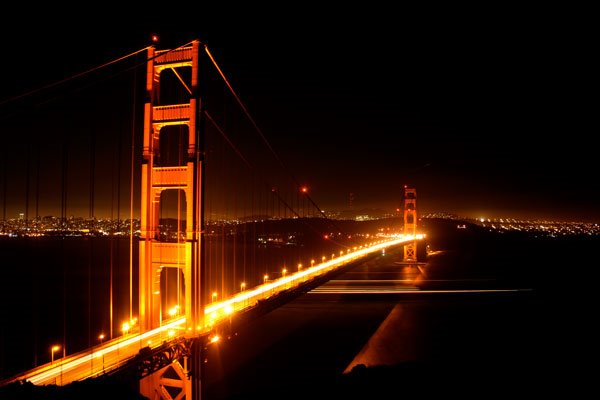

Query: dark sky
[0,5,596,221]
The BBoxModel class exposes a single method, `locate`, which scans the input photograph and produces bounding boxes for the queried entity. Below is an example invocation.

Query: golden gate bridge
[0,39,423,399]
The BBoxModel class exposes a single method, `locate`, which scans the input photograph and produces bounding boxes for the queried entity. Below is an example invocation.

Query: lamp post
[212,292,218,303]
[51,345,60,364]
[98,334,105,372]
[240,282,246,308]
[122,321,130,336]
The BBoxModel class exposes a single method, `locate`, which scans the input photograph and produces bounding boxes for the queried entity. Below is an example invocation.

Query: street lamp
[212,292,218,303]
[297,263,302,271]
[122,321,130,336]
[168,305,180,317]
[51,345,60,364]
[311,259,315,268]
[240,282,246,292]
[282,268,287,277]
[263,274,269,283]
[98,334,105,372]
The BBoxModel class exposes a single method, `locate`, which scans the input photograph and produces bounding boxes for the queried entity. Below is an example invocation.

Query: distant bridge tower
[139,40,204,400]
[403,186,417,262]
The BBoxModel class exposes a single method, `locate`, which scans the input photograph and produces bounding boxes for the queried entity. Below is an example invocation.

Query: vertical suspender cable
[33,146,40,367]
[221,120,225,298]
[116,115,122,331]
[35,147,40,220]
[177,126,182,313]
[25,146,30,227]
[24,145,31,366]
[129,58,138,325]
[61,125,68,361]
[109,128,116,339]
[88,129,95,353]
[1,151,5,221]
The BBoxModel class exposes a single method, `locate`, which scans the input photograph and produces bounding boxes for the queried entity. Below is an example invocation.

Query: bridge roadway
[0,235,420,388]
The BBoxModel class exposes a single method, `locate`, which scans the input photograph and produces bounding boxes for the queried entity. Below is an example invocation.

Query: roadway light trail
[7,236,421,387]
[204,236,420,321]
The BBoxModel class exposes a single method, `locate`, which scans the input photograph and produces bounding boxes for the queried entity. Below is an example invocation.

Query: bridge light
[210,334,220,344]
[50,345,60,364]
[240,282,246,292]
[297,263,302,271]
[263,274,269,283]
[282,268,287,277]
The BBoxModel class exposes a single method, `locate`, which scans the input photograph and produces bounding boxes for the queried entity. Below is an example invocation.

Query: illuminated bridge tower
[403,186,417,262]
[139,40,204,335]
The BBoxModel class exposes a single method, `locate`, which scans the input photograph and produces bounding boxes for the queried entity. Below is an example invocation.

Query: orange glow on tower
[139,41,204,334]
[403,186,417,262]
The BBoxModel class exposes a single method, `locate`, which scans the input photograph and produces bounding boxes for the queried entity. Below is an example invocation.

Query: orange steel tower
[403,186,417,262]
[139,40,204,334]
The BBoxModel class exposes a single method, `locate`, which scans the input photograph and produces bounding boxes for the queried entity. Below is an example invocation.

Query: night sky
[1,5,596,221]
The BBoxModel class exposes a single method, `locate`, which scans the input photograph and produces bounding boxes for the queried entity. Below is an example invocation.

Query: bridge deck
[1,236,420,387]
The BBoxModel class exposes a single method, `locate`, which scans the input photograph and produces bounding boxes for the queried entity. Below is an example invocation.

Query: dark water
[0,235,323,380]
[0,218,388,381]
[203,292,541,399]
[200,220,598,399]
[0,237,135,380]
[1,218,596,397]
